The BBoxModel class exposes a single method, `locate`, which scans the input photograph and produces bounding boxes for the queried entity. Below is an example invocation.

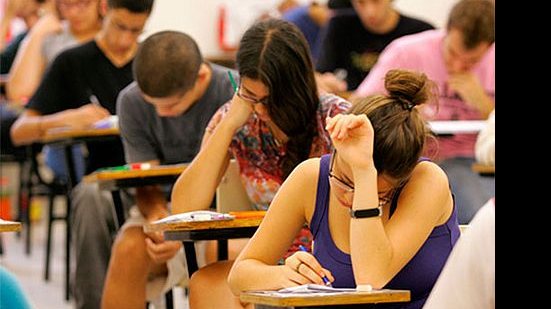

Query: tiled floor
[1,164,188,309]
[1,203,75,309]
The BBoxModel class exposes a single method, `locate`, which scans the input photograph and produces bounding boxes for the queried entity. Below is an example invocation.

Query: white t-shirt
[423,198,495,309]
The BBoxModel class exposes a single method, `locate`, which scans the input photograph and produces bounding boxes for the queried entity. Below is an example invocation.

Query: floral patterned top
[207,94,350,254]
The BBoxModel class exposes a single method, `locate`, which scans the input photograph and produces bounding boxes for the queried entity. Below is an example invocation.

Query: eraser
[191,214,211,221]
[356,284,372,292]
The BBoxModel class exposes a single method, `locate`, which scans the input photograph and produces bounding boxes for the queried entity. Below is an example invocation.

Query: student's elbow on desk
[227,264,242,296]
[170,175,211,213]
[227,260,255,296]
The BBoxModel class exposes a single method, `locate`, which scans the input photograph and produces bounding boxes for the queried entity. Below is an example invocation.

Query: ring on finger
[295,262,302,273]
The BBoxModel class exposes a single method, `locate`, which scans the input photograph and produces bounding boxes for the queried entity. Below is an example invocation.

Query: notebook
[216,159,253,213]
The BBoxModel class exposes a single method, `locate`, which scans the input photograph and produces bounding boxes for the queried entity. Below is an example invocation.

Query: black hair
[133,30,203,97]
[107,0,154,13]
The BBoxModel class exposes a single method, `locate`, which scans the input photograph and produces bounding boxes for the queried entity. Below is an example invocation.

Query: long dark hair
[236,18,319,179]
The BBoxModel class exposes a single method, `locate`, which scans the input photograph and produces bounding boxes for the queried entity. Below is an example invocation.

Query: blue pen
[298,245,332,286]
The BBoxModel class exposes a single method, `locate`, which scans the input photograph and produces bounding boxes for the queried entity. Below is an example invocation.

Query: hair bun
[384,69,433,111]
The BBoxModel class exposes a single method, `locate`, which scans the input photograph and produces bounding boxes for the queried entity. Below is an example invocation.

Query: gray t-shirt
[42,22,78,64]
[117,63,236,164]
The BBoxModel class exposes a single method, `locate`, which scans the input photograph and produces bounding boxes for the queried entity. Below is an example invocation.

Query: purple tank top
[310,154,460,309]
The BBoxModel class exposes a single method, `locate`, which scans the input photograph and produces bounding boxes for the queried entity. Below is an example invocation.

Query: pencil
[227,70,238,93]
[89,94,101,106]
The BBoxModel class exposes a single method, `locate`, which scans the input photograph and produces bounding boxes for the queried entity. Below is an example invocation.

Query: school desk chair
[16,145,72,300]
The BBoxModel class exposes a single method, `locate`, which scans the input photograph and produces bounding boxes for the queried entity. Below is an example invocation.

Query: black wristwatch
[349,206,382,219]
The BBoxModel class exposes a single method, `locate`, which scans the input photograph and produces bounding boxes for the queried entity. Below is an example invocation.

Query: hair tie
[395,96,414,111]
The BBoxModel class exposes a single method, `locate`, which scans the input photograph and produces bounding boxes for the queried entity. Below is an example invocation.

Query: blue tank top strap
[310,154,331,239]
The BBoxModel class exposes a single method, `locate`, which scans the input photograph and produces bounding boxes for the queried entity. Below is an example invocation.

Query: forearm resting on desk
[228,259,289,296]
[10,109,76,145]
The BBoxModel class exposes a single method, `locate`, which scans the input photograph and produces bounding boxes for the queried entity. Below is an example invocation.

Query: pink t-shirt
[355,30,495,160]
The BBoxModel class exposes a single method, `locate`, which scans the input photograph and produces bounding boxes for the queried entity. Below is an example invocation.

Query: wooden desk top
[241,289,410,307]
[144,216,263,233]
[84,164,187,182]
[0,219,22,232]
[471,163,495,175]
[83,163,187,191]
[41,127,119,143]
[336,91,352,100]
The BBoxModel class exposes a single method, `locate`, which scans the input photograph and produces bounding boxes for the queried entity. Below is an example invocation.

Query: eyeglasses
[57,0,94,10]
[328,149,354,193]
[237,83,268,105]
[328,150,396,207]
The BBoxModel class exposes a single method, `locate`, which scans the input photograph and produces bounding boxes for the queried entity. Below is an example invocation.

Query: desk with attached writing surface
[0,219,21,233]
[428,120,486,136]
[144,214,264,276]
[0,219,21,255]
[471,163,495,176]
[83,163,187,228]
[240,288,410,308]
[336,91,352,100]
[41,127,120,189]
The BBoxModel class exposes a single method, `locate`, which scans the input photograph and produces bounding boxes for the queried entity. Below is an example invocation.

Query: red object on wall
[218,5,238,52]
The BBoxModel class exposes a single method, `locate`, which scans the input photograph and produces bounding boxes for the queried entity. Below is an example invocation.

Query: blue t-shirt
[310,154,460,308]
[283,5,323,61]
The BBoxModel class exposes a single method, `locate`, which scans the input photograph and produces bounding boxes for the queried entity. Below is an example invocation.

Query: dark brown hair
[236,18,319,179]
[348,69,436,181]
[133,31,202,97]
[447,0,495,49]
[107,0,154,13]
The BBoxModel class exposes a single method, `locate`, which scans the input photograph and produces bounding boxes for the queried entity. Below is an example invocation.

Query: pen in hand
[298,245,332,287]
[89,94,101,107]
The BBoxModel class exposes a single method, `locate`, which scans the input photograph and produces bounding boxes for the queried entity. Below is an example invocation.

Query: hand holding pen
[284,245,333,286]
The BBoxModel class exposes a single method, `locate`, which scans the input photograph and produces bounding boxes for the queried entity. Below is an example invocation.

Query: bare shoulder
[291,158,322,178]
[410,161,450,188]
[284,158,322,219]
[285,158,322,191]
[406,161,453,225]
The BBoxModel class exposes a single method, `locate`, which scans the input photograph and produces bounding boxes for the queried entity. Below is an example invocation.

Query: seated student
[0,0,48,73]
[354,0,495,224]
[424,197,495,309]
[228,69,460,309]
[101,30,237,309]
[9,1,154,308]
[170,18,351,308]
[316,0,434,91]
[475,109,495,166]
[7,0,102,102]
[6,0,104,183]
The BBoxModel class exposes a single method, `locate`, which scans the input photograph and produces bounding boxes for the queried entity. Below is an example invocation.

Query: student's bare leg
[101,226,154,309]
[189,260,253,309]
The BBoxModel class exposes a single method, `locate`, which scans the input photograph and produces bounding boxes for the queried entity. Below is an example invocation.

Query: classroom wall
[142,0,459,57]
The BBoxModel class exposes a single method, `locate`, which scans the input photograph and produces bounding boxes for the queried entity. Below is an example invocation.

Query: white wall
[395,0,459,29]
[143,0,459,57]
